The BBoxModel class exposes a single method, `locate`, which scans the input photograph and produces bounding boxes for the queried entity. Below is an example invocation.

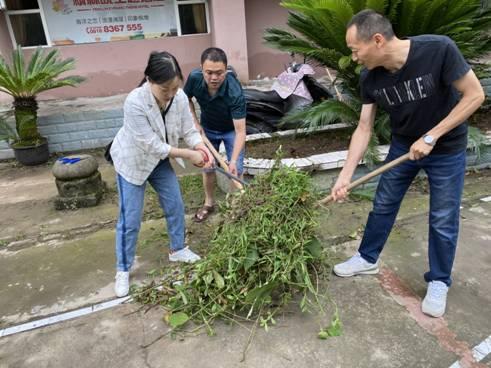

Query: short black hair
[144,51,183,85]
[200,47,228,66]
[347,9,395,42]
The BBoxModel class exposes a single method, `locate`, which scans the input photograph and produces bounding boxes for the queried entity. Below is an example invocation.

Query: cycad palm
[0,46,85,146]
[264,0,491,159]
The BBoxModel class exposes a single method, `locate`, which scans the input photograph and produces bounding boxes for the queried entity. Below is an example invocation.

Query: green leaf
[203,271,213,285]
[305,237,323,258]
[348,230,358,239]
[318,330,329,339]
[245,282,278,304]
[168,312,189,328]
[338,55,352,70]
[327,310,342,336]
[319,310,343,339]
[243,247,259,271]
[178,289,189,305]
[212,270,225,289]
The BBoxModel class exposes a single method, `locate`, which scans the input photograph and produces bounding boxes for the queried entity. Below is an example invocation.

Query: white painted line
[449,334,491,367]
[473,335,491,360]
[480,196,491,202]
[0,296,131,338]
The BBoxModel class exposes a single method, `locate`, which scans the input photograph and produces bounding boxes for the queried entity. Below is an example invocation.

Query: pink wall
[245,0,291,79]
[27,34,211,100]
[0,13,211,103]
[0,0,301,104]
[209,0,249,81]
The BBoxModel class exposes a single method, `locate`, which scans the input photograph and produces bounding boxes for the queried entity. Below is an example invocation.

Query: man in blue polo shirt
[184,47,247,222]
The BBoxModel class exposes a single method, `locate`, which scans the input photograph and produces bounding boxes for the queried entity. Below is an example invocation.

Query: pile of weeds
[133,162,334,340]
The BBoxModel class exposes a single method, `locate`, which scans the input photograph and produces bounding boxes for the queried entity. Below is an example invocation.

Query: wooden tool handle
[201,133,244,190]
[319,153,410,205]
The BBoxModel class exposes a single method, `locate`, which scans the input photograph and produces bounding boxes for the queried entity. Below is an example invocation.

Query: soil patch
[247,108,490,160]
[247,128,353,159]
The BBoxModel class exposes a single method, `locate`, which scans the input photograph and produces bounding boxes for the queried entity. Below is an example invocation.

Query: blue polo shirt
[183,68,246,132]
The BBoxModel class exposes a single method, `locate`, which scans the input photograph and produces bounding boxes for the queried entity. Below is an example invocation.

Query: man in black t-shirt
[331,10,485,317]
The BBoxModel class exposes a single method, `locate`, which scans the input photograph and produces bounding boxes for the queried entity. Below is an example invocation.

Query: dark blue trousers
[358,140,466,287]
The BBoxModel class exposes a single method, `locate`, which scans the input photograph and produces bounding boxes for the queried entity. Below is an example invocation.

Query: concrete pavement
[0,158,490,367]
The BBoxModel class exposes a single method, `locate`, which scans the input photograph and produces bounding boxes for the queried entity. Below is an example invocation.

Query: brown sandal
[194,205,215,223]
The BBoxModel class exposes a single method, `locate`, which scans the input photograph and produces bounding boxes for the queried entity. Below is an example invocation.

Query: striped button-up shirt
[110,83,202,185]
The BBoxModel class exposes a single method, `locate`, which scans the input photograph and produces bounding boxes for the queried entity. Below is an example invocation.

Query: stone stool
[52,154,105,210]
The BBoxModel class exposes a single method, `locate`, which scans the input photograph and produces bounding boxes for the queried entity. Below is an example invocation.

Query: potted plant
[0,46,84,165]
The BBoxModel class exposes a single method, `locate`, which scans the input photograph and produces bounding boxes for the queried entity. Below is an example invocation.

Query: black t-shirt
[361,35,471,154]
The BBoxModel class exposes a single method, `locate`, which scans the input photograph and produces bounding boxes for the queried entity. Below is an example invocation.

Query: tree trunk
[13,97,41,146]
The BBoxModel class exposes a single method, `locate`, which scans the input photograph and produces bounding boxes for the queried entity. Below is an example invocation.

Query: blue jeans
[203,127,244,175]
[115,159,185,271]
[358,141,466,286]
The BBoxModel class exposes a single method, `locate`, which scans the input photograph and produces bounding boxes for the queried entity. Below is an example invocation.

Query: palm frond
[396,0,417,35]
[12,46,26,89]
[0,46,85,143]
[386,0,403,23]
[417,0,448,34]
[0,110,16,140]
[373,113,391,144]
[313,0,355,26]
[365,0,387,13]
[0,46,84,98]
[281,99,360,131]
[264,28,318,55]
[467,126,488,161]
[348,0,367,14]
[364,129,382,167]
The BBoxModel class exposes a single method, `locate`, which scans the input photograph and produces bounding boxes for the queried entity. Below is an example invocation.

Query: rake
[318,153,410,205]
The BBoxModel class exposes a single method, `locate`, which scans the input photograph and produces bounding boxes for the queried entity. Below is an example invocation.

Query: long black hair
[138,51,183,87]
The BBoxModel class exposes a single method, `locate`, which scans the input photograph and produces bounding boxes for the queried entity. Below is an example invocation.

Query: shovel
[200,133,245,191]
[318,153,410,205]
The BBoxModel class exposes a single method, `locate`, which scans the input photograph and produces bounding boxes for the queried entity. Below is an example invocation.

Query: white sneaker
[422,281,449,317]
[169,247,201,263]
[333,253,379,277]
[114,271,129,297]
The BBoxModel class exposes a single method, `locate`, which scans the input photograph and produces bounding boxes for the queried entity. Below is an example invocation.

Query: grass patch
[179,174,205,210]
[139,226,169,250]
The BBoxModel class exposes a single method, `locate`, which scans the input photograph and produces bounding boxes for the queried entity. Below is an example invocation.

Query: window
[176,0,208,35]
[4,0,208,47]
[5,0,50,47]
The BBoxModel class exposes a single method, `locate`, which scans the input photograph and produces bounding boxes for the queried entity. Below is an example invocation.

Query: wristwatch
[423,134,436,146]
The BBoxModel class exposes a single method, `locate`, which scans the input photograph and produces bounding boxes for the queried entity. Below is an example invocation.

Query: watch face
[424,135,434,145]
